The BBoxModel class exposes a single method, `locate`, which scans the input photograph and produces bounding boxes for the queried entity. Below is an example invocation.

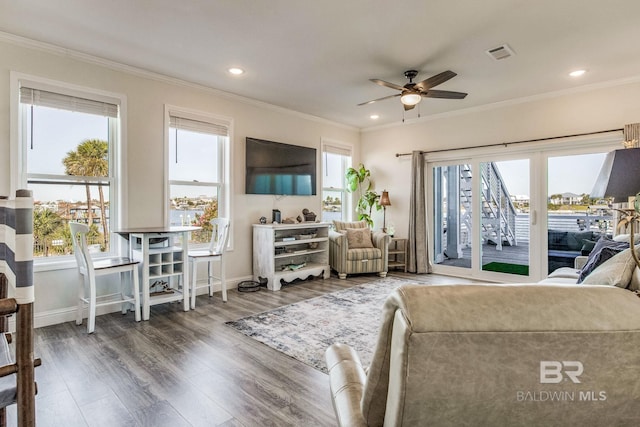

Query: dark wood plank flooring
[7,272,474,427]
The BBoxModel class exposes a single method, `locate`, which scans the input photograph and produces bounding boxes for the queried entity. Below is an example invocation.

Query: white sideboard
[252,222,330,291]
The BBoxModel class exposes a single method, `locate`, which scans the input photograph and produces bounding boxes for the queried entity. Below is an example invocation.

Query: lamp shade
[400,92,421,106]
[591,147,640,202]
[380,190,391,206]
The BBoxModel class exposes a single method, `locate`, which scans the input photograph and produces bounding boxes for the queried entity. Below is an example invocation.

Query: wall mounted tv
[245,137,317,195]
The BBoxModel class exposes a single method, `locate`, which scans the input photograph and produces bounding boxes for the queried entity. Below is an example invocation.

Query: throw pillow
[577,236,629,283]
[345,227,374,248]
[582,247,637,288]
[580,239,597,255]
[548,230,568,250]
[613,233,640,243]
[567,231,594,251]
[629,266,640,292]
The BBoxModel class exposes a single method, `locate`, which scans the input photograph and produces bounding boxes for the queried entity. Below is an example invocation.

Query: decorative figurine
[302,208,316,222]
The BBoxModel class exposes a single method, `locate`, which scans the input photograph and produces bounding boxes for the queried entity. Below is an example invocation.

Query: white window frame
[164,105,233,249]
[10,72,127,271]
[321,139,353,221]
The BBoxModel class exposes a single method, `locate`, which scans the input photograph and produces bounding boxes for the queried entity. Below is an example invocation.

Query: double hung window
[167,108,230,245]
[321,143,352,222]
[18,83,120,260]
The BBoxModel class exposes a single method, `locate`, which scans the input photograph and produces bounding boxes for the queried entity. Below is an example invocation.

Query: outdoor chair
[69,222,141,333]
[188,218,230,308]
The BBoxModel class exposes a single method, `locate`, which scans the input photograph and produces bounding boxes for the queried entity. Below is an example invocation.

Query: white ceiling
[2,0,640,129]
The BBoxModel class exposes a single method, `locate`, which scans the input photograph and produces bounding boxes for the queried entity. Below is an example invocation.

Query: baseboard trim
[13,275,256,330]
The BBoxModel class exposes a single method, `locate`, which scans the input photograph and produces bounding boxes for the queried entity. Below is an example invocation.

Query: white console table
[116,226,200,320]
[253,222,330,291]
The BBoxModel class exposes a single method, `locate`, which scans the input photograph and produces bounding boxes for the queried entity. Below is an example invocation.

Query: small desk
[116,226,200,320]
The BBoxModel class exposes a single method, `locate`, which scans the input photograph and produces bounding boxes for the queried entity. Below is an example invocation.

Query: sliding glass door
[546,152,613,274]
[429,134,621,281]
[433,163,472,270]
[480,159,530,276]
[432,156,533,278]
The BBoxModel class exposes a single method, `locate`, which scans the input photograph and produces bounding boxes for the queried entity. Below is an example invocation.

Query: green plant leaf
[344,163,380,227]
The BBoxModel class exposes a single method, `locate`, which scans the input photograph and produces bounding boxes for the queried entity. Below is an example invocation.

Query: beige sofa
[540,237,640,291]
[326,284,640,426]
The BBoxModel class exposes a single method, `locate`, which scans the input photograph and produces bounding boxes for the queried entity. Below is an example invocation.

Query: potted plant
[346,163,381,227]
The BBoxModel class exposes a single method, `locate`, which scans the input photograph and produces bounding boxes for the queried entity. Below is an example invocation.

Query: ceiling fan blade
[422,89,468,99]
[357,93,401,106]
[370,79,405,92]
[414,70,457,91]
[403,103,416,111]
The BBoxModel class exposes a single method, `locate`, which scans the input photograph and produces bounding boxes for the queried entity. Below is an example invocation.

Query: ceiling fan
[358,70,467,110]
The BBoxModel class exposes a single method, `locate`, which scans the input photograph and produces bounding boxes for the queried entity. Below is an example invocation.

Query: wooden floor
[7,271,473,427]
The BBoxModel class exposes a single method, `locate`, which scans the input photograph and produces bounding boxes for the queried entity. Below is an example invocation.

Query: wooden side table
[388,237,407,272]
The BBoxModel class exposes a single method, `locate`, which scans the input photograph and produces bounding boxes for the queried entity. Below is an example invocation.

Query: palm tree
[33,208,64,257]
[63,139,109,246]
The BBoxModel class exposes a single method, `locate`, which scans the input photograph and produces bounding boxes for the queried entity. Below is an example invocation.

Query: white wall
[0,35,360,327]
[361,79,640,242]
[4,31,640,327]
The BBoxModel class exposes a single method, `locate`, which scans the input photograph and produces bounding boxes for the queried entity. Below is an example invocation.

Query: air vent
[486,44,515,61]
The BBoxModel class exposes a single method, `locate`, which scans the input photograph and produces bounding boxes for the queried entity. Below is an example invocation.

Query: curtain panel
[407,151,431,274]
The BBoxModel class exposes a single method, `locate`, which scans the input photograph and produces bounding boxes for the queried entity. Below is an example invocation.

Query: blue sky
[29,106,221,202]
[496,152,606,196]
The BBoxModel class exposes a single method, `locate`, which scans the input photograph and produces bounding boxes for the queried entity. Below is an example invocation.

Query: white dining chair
[188,218,230,309]
[69,222,141,333]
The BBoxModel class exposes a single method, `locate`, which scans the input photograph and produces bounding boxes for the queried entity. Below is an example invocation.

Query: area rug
[225,277,417,373]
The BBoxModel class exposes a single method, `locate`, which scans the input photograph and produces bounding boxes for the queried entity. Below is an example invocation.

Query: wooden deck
[439,242,530,268]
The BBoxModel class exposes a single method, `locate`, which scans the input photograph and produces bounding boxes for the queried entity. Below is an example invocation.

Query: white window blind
[19,87,118,118]
[323,144,351,157]
[169,116,228,136]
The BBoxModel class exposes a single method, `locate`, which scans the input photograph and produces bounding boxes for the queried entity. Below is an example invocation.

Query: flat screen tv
[245,137,317,195]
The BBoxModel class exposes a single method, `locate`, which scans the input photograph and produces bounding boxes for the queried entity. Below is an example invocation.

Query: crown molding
[0,31,358,132]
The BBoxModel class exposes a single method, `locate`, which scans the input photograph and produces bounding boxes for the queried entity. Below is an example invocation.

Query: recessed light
[569,69,586,77]
[370,114,379,120]
[228,67,244,75]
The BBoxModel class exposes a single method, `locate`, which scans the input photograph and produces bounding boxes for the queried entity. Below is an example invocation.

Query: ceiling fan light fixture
[228,67,244,75]
[400,92,422,106]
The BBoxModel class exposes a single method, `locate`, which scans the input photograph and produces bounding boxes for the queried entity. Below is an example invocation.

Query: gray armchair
[329,220,390,279]
[326,284,640,426]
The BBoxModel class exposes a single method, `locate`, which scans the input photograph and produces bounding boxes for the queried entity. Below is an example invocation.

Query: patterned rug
[225,277,416,373]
